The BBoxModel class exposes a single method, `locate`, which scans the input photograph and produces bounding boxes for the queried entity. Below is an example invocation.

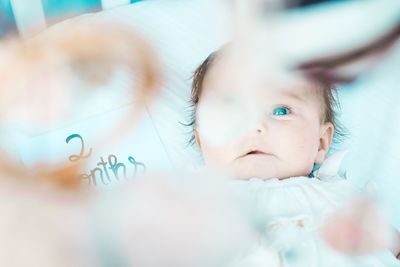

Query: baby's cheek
[287,132,317,174]
[201,143,232,169]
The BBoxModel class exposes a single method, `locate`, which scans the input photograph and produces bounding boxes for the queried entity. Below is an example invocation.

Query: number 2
[66,133,92,162]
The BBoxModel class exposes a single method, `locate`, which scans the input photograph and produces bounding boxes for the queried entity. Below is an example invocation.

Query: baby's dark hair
[187,51,345,148]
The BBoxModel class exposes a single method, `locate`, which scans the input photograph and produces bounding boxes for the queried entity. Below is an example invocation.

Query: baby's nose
[256,123,267,135]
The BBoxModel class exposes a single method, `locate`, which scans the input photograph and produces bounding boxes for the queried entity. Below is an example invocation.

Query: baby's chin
[230,171,288,181]
[224,162,310,181]
[224,165,285,181]
[206,157,313,181]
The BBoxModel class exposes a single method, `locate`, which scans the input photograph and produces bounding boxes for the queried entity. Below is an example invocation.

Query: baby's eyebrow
[280,90,308,102]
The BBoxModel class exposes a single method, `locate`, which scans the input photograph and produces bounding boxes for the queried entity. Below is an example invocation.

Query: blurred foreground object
[321,196,396,256]
[96,171,257,267]
[0,17,163,267]
[0,169,259,267]
[0,20,162,189]
[226,0,400,83]
[0,174,95,267]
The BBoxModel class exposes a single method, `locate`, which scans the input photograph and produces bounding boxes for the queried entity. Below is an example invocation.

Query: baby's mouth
[238,150,274,159]
[247,150,267,155]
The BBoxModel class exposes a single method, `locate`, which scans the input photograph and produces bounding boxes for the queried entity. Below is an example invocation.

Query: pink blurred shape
[321,196,395,256]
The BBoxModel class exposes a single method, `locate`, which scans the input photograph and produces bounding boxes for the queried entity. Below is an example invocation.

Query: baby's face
[195,76,334,180]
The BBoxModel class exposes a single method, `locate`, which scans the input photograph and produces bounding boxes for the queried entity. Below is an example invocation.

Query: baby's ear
[194,129,202,148]
[315,122,334,164]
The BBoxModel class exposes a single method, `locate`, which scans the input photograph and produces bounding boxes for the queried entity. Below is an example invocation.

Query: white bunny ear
[315,150,348,180]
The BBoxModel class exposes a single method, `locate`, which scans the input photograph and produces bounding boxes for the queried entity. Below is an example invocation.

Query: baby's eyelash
[273,105,292,112]
[280,105,292,111]
[269,105,293,117]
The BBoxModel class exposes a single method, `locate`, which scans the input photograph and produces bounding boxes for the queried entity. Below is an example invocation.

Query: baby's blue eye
[272,107,290,116]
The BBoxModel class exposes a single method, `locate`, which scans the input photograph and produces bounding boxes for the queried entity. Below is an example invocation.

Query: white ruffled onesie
[230,151,400,267]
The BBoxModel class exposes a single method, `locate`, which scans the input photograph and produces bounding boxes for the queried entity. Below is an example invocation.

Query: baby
[188,50,400,266]
[189,51,338,181]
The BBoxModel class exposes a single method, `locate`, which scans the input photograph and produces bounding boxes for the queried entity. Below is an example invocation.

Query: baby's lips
[320,196,392,256]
